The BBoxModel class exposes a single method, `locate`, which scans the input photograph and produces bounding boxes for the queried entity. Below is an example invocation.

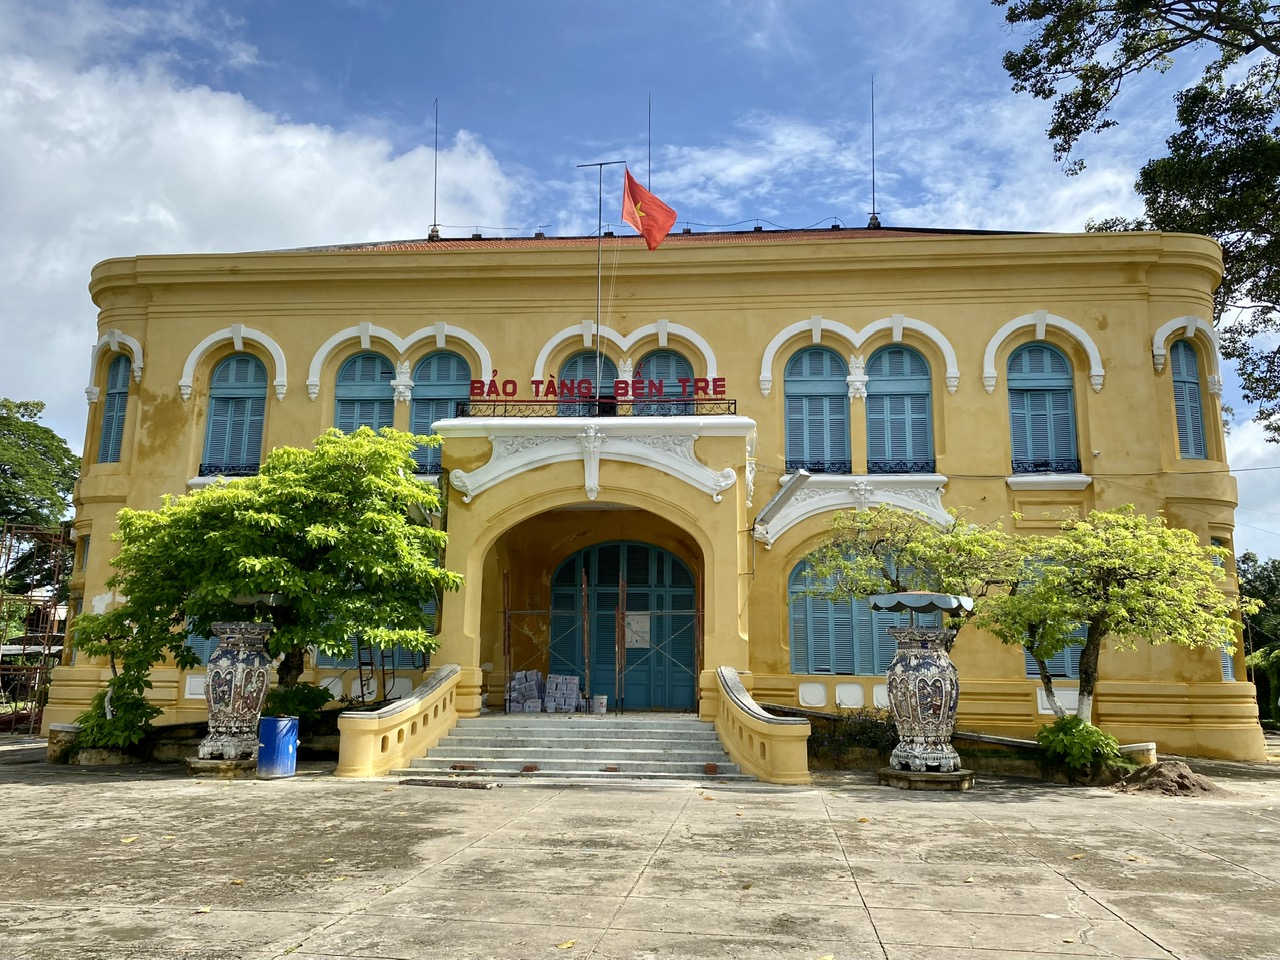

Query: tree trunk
[1075,625,1104,724]
[1033,654,1067,717]
[276,646,305,689]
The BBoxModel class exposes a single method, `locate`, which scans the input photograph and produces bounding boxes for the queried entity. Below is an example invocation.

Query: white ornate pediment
[440,416,755,504]
[752,473,950,548]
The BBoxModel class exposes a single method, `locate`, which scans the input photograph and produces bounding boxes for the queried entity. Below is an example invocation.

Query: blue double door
[550,541,698,711]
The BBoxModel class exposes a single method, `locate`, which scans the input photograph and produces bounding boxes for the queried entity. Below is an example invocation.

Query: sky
[1,0,1278,558]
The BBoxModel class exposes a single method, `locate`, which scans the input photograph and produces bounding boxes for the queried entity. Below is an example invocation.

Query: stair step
[405,713,748,784]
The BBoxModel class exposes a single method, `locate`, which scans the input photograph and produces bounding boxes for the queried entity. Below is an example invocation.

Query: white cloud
[0,14,519,447]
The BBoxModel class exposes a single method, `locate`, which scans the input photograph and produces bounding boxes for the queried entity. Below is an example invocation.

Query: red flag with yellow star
[621,168,677,251]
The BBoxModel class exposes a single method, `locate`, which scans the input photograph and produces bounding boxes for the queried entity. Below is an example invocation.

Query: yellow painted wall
[50,229,1264,760]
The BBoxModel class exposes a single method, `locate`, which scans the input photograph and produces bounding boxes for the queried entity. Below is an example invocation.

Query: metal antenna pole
[576,160,626,400]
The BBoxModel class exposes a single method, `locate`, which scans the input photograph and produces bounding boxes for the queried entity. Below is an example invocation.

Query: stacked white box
[505,669,546,713]
[544,674,582,712]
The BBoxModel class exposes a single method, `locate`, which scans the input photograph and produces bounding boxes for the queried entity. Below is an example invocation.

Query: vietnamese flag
[621,168,677,251]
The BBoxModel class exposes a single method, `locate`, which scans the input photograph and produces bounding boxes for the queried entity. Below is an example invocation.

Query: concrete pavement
[1,736,1278,960]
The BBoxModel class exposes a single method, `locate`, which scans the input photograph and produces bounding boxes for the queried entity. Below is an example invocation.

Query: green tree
[975,507,1251,721]
[72,427,461,746]
[808,506,1020,617]
[996,1,1280,437]
[1239,550,1280,721]
[0,399,78,609]
[0,399,79,529]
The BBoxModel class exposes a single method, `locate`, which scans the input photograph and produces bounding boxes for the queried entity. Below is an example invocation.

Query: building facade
[48,227,1266,761]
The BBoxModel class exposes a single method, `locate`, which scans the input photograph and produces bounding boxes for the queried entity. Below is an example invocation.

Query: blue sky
[2,0,1278,557]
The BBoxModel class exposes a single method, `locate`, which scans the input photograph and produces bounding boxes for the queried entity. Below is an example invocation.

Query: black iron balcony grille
[455,398,737,417]
[1011,458,1082,475]
[785,459,853,475]
[867,459,937,474]
[198,462,260,477]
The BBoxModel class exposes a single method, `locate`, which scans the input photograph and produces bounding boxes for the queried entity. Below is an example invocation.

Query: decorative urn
[196,618,274,761]
[869,592,973,774]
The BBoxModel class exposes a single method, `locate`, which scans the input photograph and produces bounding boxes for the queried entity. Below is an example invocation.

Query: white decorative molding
[618,357,634,381]
[178,325,288,402]
[759,315,960,397]
[847,354,868,400]
[981,312,1105,395]
[391,359,414,404]
[1151,316,1222,385]
[439,416,752,504]
[1004,473,1093,491]
[86,329,145,404]
[531,320,719,382]
[305,322,493,402]
[752,473,950,548]
[1208,374,1223,396]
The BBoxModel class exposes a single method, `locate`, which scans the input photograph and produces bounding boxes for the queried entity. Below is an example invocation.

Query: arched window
[788,560,936,675]
[634,349,694,415]
[866,345,933,473]
[1170,340,1206,460]
[202,354,267,476]
[784,347,850,474]
[335,353,394,432]
[1007,343,1079,474]
[410,351,470,473]
[558,351,618,417]
[1023,625,1087,680]
[97,354,131,463]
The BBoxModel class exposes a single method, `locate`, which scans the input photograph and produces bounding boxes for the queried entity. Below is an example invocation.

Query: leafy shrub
[75,684,163,751]
[262,682,334,727]
[1035,715,1120,777]
[809,707,900,760]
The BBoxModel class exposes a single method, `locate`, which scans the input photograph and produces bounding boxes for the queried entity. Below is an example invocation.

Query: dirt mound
[1114,761,1227,796]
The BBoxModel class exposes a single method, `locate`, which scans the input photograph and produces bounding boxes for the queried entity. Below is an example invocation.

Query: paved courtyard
[0,737,1278,960]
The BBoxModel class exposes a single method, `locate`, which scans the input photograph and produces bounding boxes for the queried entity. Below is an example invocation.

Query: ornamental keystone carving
[391,360,414,404]
[847,354,868,401]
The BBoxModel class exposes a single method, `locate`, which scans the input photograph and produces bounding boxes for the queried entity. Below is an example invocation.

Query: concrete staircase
[395,713,752,783]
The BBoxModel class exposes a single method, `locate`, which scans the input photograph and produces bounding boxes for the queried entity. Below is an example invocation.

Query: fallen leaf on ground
[963,877,975,883]
[230,879,244,886]
[703,796,713,801]
[816,955,836,960]
[162,835,176,840]
[857,817,871,823]
[323,858,335,863]
[735,813,743,817]
[556,940,576,949]
[331,876,348,882]
[1040,913,1062,919]
[1068,853,1086,860]
[1127,856,1147,862]
[1062,938,1076,944]
[195,907,210,914]
[120,837,138,843]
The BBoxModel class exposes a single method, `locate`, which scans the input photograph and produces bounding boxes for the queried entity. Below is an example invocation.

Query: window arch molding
[982,310,1104,394]
[865,343,935,473]
[531,319,718,382]
[180,324,287,402]
[306,321,493,402]
[1006,341,1081,475]
[201,352,269,476]
[85,329,143,404]
[1152,316,1222,395]
[759,314,960,398]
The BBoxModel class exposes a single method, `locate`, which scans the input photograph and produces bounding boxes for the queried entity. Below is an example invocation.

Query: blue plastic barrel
[257,716,299,779]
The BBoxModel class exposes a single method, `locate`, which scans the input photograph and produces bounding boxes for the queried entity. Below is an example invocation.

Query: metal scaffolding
[0,523,70,735]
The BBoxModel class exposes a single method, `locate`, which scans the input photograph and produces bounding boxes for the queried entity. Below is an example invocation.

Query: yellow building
[49,226,1266,763]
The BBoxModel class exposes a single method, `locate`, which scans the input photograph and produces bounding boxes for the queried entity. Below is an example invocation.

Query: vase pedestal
[197,622,272,762]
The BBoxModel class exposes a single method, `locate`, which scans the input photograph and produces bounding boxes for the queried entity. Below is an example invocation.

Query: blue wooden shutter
[98,355,130,463]
[636,349,693,413]
[411,351,471,471]
[205,355,268,471]
[1024,623,1086,678]
[558,352,618,416]
[335,353,395,431]
[866,346,933,470]
[1008,343,1077,472]
[784,348,849,473]
[1170,340,1206,459]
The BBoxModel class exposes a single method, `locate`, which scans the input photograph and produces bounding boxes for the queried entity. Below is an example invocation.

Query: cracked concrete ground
[1,736,1278,960]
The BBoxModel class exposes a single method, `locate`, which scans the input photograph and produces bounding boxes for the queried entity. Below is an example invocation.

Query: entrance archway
[550,541,699,711]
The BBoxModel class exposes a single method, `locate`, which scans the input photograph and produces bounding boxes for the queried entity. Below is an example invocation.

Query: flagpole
[577,160,626,404]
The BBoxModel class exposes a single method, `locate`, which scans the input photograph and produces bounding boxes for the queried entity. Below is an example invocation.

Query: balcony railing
[198,462,260,477]
[455,398,737,418]
[785,459,853,475]
[1011,458,1082,475]
[867,459,937,474]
